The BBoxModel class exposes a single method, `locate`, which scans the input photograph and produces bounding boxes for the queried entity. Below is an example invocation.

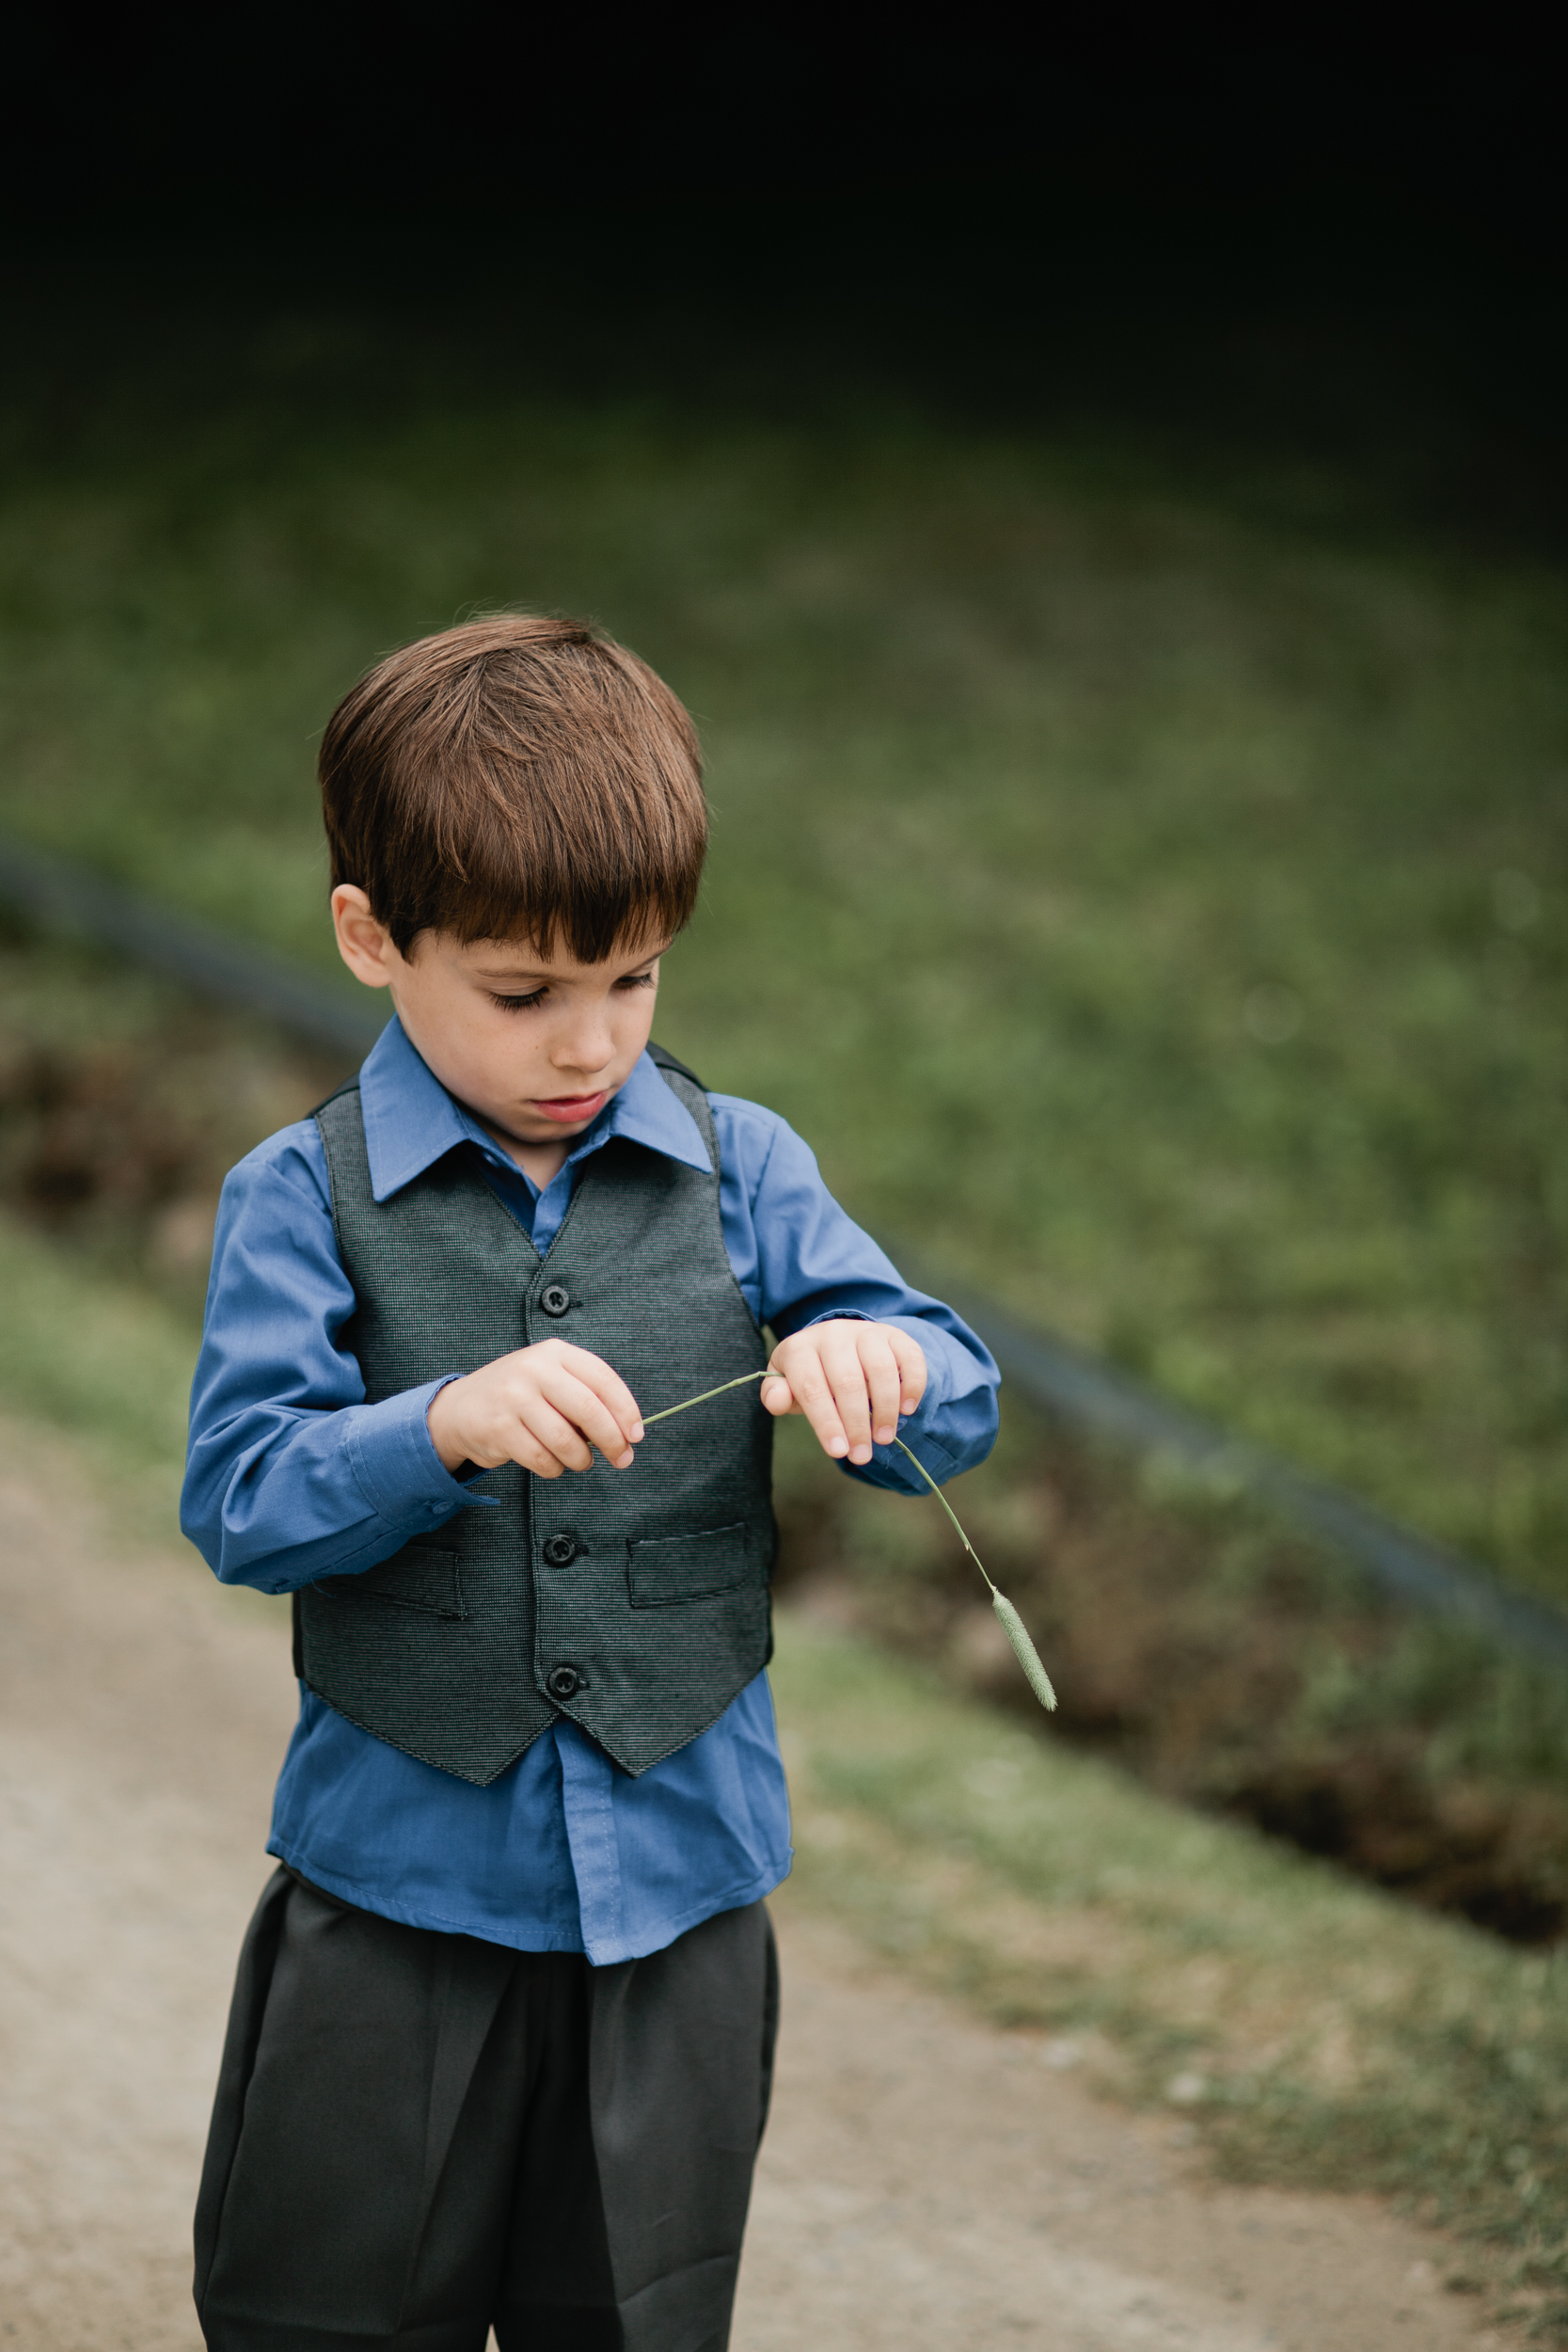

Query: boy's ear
[331,886,397,991]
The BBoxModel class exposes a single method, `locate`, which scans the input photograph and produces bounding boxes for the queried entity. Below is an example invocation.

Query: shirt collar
[356,1017,711,1203]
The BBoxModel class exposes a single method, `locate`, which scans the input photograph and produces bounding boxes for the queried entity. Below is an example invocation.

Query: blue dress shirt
[182,1020,1000,1963]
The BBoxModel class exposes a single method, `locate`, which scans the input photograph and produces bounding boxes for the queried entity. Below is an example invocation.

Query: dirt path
[0,1424,1508,2350]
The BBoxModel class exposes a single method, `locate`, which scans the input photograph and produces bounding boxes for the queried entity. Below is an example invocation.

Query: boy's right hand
[426,1343,644,1478]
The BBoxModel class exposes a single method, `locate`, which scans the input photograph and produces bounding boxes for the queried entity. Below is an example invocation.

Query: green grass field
[2,361,1565,1606]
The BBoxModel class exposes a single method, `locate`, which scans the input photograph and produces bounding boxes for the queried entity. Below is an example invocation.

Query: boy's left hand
[761,1321,927,1466]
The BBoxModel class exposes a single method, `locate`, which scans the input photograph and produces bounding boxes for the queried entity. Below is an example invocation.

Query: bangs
[320,616,707,961]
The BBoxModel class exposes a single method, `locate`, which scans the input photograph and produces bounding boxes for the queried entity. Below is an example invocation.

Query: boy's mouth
[532,1090,610,1124]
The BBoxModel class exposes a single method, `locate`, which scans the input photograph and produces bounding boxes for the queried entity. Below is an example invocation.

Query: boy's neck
[480,1120,573,1193]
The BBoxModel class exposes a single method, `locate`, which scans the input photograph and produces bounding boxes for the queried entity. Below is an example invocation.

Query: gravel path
[0,1424,1507,2350]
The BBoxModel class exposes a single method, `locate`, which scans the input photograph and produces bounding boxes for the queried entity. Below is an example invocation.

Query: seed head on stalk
[889,1436,1057,1711]
[640,1366,1058,1714]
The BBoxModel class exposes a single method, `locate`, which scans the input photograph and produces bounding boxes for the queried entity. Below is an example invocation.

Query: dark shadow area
[5,155,1565,561]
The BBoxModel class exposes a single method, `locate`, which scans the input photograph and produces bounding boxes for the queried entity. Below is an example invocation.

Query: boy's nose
[552,1021,614,1076]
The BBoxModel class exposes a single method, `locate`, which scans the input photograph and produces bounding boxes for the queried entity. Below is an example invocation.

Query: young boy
[182,613,999,2352]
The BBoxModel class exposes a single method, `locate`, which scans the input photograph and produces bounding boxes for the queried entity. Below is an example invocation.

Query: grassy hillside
[1,367,1564,1599]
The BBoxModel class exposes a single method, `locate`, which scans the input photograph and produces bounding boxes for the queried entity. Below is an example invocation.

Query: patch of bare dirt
[742,1905,1507,2352]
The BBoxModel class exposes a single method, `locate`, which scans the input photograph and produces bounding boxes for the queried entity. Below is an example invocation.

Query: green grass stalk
[891,1434,1058,1711]
[639,1368,771,1425]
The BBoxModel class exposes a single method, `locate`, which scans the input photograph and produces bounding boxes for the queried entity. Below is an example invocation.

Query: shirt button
[542,1534,578,1567]
[547,1664,582,1700]
[540,1284,572,1317]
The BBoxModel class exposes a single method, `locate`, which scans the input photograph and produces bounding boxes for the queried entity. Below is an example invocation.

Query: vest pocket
[314,1546,466,1618]
[626,1522,751,1607]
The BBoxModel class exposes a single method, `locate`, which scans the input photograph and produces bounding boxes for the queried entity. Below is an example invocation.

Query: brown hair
[319,613,706,961]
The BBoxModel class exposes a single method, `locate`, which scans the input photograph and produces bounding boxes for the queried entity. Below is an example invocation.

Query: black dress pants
[195,1869,778,2352]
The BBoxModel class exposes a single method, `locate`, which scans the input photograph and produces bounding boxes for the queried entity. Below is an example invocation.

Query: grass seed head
[991,1590,1059,1712]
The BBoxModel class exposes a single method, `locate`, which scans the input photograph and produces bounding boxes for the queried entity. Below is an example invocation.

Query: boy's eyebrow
[471,942,672,982]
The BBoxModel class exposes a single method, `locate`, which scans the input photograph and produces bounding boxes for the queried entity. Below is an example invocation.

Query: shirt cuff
[342,1377,491,1529]
[869,1403,960,1491]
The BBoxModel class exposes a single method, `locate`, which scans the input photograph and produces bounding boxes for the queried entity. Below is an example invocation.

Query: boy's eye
[488,970,655,1012]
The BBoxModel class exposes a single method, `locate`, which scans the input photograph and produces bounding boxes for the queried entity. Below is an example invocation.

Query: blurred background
[3,60,1566,2316]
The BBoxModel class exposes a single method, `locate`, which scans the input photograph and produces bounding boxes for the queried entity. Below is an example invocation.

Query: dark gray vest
[294,1051,775,1786]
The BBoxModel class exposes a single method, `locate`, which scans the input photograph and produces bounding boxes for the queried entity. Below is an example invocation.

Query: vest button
[542,1534,578,1567]
[547,1664,582,1700]
[540,1284,572,1317]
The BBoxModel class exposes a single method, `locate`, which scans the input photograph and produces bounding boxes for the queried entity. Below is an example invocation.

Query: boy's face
[332,886,667,1164]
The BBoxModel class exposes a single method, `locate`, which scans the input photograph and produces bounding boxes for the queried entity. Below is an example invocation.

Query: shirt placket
[554,1722,625,1964]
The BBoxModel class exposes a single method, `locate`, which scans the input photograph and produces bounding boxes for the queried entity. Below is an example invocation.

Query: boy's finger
[543,1374,639,1467]
[782,1349,852,1459]
[508,1419,571,1477]
[882,1325,928,1411]
[760,1373,795,1417]
[818,1328,875,1463]
[517,1449,565,1480]
[515,1398,597,1474]
[861,1334,905,1446]
[553,1346,644,1442]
